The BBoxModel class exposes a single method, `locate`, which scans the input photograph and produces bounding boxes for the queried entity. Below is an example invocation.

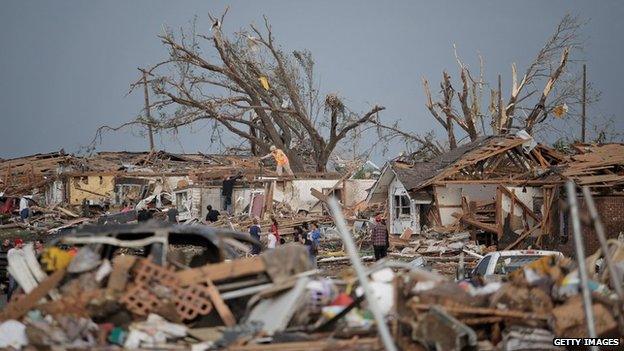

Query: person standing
[7,239,24,301]
[222,171,243,214]
[19,196,30,222]
[293,225,304,244]
[1,239,13,296]
[267,230,277,249]
[249,217,262,255]
[306,222,321,265]
[269,215,281,245]
[260,145,295,177]
[370,215,389,261]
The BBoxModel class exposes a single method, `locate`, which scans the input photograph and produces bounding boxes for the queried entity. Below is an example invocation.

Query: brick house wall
[560,195,624,257]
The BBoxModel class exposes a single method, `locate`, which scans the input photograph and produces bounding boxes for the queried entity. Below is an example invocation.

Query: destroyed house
[557,143,624,255]
[368,135,568,248]
[0,150,376,222]
[0,150,262,208]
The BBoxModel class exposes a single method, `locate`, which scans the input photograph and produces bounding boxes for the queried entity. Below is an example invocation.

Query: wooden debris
[0,268,66,321]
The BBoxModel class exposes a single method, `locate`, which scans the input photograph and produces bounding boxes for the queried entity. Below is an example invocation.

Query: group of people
[246,216,321,262]
[1,238,43,301]
[244,213,388,262]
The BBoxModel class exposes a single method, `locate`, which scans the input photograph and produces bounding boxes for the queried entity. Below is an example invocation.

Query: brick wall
[561,195,624,256]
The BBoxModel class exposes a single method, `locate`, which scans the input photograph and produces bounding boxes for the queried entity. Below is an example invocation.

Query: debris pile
[395,251,623,350]
[0,223,390,350]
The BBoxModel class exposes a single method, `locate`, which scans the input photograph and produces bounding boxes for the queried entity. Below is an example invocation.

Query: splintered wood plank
[498,185,540,221]
[226,337,381,351]
[205,279,236,327]
[176,256,266,286]
[0,268,66,321]
[452,212,499,234]
[504,225,541,250]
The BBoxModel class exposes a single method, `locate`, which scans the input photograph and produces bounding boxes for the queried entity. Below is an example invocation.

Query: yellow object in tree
[553,103,568,118]
[258,76,270,90]
[41,247,74,271]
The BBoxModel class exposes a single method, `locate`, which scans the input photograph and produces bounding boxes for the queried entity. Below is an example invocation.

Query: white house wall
[273,179,340,213]
[344,179,376,207]
[366,164,394,204]
[435,184,499,226]
[45,180,65,206]
[434,183,541,228]
[435,185,463,226]
[389,177,420,235]
[501,186,540,228]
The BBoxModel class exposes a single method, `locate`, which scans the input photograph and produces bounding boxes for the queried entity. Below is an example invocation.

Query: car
[465,249,564,281]
[49,220,258,267]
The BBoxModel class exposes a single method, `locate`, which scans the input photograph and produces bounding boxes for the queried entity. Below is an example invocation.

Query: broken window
[394,195,411,218]
[493,255,544,275]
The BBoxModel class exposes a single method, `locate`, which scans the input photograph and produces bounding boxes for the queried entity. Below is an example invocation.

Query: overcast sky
[1,0,622,162]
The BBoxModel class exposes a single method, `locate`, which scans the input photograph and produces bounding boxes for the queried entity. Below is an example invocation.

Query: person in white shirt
[267,231,277,249]
[19,197,30,221]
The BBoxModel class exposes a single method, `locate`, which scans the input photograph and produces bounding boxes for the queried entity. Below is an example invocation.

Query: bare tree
[95,10,394,172]
[422,14,587,148]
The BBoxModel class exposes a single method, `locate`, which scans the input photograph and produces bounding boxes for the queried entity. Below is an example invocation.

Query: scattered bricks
[121,258,215,321]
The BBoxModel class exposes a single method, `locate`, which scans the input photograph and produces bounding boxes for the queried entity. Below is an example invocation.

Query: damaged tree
[97,10,388,172]
[422,14,586,149]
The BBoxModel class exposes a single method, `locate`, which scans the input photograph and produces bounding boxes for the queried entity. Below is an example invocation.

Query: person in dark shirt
[370,215,389,260]
[137,208,153,222]
[222,171,243,214]
[205,205,220,223]
[167,207,179,223]
[249,217,262,255]
[1,239,13,295]
[293,226,304,244]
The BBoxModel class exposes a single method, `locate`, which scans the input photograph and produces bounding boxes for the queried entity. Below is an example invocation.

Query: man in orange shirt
[261,145,294,176]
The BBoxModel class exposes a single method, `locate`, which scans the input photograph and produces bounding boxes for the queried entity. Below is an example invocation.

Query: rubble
[1,144,623,350]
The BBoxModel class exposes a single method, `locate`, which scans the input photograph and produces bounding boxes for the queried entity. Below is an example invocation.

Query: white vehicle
[469,250,563,279]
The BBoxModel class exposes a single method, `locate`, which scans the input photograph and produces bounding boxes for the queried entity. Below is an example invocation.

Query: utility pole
[142,70,155,151]
[581,64,587,143]
[497,74,503,132]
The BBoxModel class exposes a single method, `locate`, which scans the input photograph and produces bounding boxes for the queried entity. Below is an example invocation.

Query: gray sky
[1,0,622,162]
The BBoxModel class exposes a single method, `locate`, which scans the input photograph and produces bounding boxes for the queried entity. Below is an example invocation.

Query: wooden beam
[452,213,499,234]
[410,303,549,321]
[497,185,540,222]
[504,225,541,250]
[226,338,381,351]
[0,268,66,321]
[205,279,236,327]
[176,256,266,286]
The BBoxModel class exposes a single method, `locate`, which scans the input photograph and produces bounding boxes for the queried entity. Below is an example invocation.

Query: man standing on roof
[260,145,295,177]
[222,171,243,214]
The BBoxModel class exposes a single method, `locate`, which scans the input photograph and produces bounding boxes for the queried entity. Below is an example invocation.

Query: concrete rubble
[0,141,623,350]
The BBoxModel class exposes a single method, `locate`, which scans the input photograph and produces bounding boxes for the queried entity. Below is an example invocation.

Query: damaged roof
[561,143,624,187]
[390,134,568,192]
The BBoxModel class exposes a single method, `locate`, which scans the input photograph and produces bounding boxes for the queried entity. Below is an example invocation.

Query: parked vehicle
[465,249,564,281]
[50,220,257,266]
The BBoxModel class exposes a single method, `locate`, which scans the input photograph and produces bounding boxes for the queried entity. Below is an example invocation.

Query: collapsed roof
[391,135,567,192]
